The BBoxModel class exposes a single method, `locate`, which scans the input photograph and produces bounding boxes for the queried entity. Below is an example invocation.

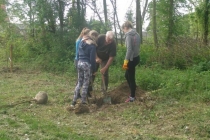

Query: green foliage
[154,69,210,102]
[147,0,195,43]
[125,9,135,26]
[113,45,126,67]
[195,1,210,32]
[193,61,210,73]
[87,19,111,33]
[139,44,156,65]
[136,67,162,90]
[144,40,210,69]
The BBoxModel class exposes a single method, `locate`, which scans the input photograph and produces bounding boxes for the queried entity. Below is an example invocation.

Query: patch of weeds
[136,68,162,91]
[200,91,210,103]
[193,61,210,73]
[6,118,20,128]
[0,130,15,140]
[196,125,210,138]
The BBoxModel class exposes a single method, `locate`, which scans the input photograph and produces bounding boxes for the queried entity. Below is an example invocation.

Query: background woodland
[0,0,209,71]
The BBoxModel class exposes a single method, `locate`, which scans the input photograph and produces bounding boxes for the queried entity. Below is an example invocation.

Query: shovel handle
[101,74,106,93]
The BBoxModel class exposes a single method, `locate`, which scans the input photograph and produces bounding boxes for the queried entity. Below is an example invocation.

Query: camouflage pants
[73,61,91,103]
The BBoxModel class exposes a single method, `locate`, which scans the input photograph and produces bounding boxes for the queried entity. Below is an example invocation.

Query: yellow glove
[122,60,129,70]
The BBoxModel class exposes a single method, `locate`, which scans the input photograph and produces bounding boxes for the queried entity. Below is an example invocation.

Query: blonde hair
[121,21,133,29]
[77,27,90,40]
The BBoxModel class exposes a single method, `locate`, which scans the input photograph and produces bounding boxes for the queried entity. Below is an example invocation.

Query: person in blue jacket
[74,28,90,99]
[71,31,98,107]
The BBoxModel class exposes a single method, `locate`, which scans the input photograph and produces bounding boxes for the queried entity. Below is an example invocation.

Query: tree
[86,0,106,30]
[103,0,108,30]
[136,0,143,44]
[147,0,189,47]
[110,0,123,45]
[125,9,135,24]
[0,0,8,27]
[152,0,158,48]
[195,0,209,45]
[167,0,174,47]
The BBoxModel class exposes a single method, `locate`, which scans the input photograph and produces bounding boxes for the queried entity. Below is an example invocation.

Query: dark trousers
[125,56,140,98]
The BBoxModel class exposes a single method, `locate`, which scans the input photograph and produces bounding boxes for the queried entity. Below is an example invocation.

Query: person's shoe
[70,101,76,107]
[125,97,135,103]
[81,102,87,106]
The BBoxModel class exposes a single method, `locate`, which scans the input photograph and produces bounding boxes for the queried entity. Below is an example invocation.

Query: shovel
[101,74,111,104]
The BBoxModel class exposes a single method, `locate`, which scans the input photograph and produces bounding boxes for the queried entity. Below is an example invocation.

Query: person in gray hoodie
[122,21,140,102]
[71,32,98,107]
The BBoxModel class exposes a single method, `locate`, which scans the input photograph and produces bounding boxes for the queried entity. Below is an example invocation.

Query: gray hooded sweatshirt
[124,29,140,61]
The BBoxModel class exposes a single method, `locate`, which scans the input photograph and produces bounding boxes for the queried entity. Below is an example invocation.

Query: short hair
[89,30,99,39]
[88,30,99,43]
[121,21,133,29]
[106,31,115,40]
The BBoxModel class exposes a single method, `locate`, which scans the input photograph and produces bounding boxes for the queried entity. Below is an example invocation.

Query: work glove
[122,60,129,70]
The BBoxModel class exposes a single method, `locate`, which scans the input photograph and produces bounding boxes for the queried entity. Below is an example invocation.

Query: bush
[141,37,210,70]
[136,66,162,91]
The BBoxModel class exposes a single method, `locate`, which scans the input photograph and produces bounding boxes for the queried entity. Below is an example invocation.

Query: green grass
[1,59,210,139]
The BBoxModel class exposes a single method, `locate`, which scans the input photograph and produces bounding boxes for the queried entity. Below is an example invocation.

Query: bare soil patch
[68,82,147,114]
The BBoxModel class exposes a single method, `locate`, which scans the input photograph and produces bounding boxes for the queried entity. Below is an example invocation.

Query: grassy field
[1,61,210,140]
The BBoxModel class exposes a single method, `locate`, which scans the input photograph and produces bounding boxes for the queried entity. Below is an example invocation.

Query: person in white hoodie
[121,21,140,102]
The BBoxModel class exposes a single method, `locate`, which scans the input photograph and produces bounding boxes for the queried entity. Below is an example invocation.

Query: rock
[34,91,48,104]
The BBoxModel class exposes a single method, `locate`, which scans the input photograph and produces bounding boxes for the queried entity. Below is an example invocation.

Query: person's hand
[96,58,102,64]
[92,72,97,76]
[100,67,107,75]
[122,60,129,70]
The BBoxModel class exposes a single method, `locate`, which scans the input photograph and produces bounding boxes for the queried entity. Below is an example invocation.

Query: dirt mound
[89,82,147,106]
[66,82,147,114]
[74,104,90,114]
[109,82,146,104]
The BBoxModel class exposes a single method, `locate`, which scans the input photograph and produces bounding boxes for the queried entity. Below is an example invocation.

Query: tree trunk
[152,0,158,49]
[136,0,143,44]
[103,0,108,31]
[142,0,149,22]
[110,0,123,45]
[136,0,140,34]
[203,0,209,46]
[77,0,86,29]
[81,0,87,27]
[113,8,118,45]
[87,1,106,29]
[28,1,33,37]
[58,0,64,42]
[167,0,174,47]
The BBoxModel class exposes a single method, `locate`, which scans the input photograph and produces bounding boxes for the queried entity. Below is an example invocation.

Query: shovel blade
[101,74,111,104]
[103,95,111,104]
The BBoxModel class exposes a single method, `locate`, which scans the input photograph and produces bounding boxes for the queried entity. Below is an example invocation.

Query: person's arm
[100,56,114,74]
[125,36,133,61]
[96,54,102,64]
[90,45,96,73]
[75,39,80,60]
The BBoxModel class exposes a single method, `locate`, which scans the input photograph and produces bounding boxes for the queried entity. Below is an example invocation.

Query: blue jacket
[78,40,96,73]
[75,38,82,60]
